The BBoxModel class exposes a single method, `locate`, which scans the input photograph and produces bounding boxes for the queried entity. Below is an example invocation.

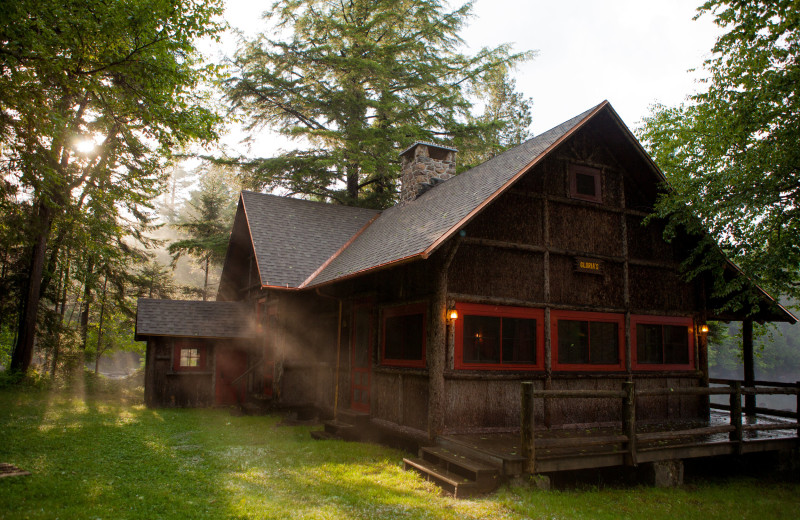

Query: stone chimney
[398,142,457,203]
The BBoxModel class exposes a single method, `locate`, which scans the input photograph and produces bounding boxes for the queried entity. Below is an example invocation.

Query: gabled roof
[241,191,379,288]
[229,101,795,323]
[306,103,605,286]
[134,299,257,340]
[232,102,632,290]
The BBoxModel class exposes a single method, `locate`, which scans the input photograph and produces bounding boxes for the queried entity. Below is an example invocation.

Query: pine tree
[226,0,534,208]
[168,172,236,301]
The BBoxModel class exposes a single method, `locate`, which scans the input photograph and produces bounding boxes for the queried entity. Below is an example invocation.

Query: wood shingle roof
[134,299,257,340]
[238,104,600,290]
[241,191,379,288]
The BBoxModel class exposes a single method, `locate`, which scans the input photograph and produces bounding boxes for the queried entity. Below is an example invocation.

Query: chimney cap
[399,141,458,158]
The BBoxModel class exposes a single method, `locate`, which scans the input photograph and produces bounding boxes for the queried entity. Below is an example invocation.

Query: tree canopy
[1,0,224,373]
[638,0,800,312]
[226,0,534,208]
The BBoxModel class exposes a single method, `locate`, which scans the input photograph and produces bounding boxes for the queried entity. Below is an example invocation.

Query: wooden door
[215,348,248,405]
[350,303,373,412]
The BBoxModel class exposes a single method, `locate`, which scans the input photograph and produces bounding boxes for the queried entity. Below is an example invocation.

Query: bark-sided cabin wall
[144,337,214,407]
[444,123,704,432]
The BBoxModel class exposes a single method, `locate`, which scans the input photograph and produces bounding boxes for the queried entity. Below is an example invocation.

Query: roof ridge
[241,190,380,214]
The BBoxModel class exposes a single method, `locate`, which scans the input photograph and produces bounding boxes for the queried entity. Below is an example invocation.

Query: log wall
[439,121,707,431]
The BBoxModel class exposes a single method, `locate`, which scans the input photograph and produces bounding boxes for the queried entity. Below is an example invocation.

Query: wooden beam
[521,382,535,473]
[743,319,756,416]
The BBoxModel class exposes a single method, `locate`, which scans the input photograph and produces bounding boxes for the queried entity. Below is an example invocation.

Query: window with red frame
[552,311,624,370]
[173,340,207,371]
[569,165,602,203]
[455,304,544,370]
[632,316,694,370]
[382,303,426,367]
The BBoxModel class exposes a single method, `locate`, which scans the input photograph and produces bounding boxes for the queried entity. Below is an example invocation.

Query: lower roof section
[134,298,256,341]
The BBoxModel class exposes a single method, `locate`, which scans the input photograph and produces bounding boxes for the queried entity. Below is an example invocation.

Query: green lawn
[1,375,798,519]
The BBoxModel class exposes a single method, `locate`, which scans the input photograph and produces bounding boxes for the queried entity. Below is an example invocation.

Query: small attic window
[569,165,602,203]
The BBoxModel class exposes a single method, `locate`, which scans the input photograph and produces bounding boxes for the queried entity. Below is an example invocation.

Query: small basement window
[569,165,602,203]
[632,316,694,370]
[382,303,426,367]
[552,311,624,371]
[173,340,207,371]
[455,303,544,370]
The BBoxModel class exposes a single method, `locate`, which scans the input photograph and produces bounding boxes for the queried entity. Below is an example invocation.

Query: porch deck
[439,410,798,475]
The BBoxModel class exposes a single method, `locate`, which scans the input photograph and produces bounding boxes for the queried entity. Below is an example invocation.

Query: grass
[0,374,798,519]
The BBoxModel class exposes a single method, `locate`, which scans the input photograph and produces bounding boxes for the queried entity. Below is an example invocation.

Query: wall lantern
[698,324,709,335]
[448,309,459,320]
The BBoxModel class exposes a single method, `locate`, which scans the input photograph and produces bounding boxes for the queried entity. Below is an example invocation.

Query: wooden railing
[520,380,800,473]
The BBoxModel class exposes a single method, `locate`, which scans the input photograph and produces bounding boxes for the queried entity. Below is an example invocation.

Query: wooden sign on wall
[575,257,603,275]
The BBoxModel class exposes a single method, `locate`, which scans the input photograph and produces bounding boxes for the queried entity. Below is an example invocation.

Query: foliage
[133,261,181,300]
[0,0,224,373]
[0,324,13,369]
[456,65,534,171]
[2,383,800,519]
[638,0,800,312]
[709,320,800,381]
[168,166,237,300]
[226,0,534,208]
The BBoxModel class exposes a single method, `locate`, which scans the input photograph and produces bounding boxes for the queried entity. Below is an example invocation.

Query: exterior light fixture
[448,309,458,320]
[698,324,709,334]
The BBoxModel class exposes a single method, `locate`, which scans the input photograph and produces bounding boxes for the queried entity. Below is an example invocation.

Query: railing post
[730,381,743,453]
[521,382,535,473]
[622,381,637,466]
[795,381,800,440]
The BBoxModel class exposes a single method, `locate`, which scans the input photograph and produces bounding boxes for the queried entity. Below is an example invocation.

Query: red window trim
[569,164,602,203]
[631,315,695,371]
[381,302,427,368]
[551,310,625,371]
[454,303,545,371]
[172,339,207,372]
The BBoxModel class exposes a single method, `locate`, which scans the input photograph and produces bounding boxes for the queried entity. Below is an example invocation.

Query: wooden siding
[144,338,214,407]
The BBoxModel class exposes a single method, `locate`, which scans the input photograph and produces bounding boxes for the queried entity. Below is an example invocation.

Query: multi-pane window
[173,340,206,371]
[382,303,426,367]
[632,316,694,369]
[552,311,624,370]
[455,304,543,370]
[180,348,201,367]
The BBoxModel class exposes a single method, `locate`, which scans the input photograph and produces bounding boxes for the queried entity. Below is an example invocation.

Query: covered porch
[403,378,799,496]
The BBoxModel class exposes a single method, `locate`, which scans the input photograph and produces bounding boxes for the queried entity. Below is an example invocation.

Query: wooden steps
[403,446,500,498]
[436,435,526,477]
[312,409,371,441]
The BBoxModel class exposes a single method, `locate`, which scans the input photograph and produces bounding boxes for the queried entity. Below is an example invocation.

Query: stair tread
[310,430,339,441]
[403,457,477,488]
[422,447,499,473]
[438,436,526,461]
[324,420,355,429]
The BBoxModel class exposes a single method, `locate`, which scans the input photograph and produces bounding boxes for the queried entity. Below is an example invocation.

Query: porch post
[427,241,460,440]
[742,319,755,416]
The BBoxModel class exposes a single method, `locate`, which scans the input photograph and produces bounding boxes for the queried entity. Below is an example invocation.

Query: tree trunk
[80,257,95,350]
[11,203,53,373]
[95,275,108,374]
[203,255,210,301]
